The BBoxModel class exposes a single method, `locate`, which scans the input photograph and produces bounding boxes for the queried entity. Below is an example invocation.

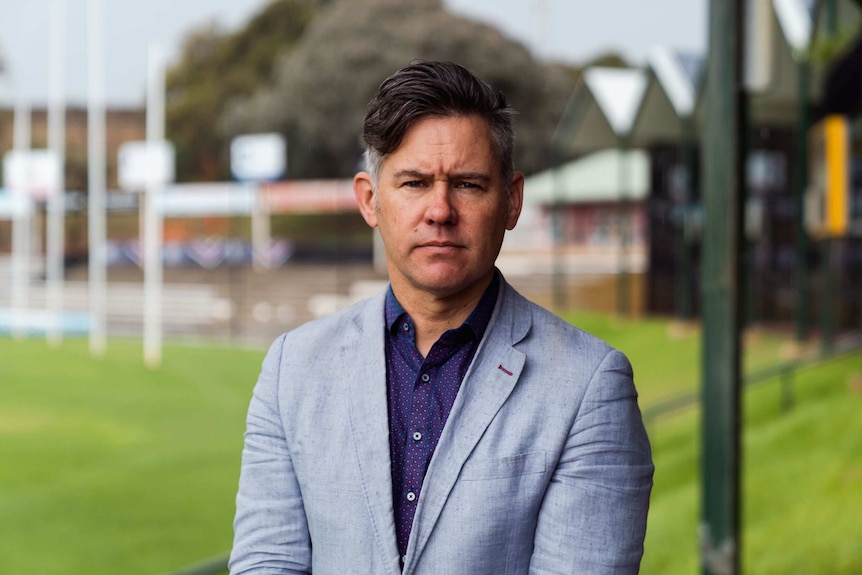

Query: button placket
[403,373,427,525]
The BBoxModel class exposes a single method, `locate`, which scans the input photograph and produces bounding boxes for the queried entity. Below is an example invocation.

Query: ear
[353,171,378,228]
[505,171,524,230]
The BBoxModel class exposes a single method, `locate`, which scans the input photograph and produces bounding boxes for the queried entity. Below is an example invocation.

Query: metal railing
[160,553,228,575]
[642,330,862,425]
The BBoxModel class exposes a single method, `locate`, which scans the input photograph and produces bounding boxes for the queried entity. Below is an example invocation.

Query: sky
[0,0,707,107]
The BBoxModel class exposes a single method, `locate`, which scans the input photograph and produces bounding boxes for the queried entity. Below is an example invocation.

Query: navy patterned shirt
[384,273,500,561]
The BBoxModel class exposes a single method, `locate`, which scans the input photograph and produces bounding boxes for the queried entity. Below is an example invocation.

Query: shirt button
[402,554,407,564]
[420,373,430,382]
[412,431,422,441]
[406,491,416,502]
[402,322,410,331]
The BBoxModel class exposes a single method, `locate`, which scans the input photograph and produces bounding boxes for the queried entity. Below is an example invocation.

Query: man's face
[354,114,523,302]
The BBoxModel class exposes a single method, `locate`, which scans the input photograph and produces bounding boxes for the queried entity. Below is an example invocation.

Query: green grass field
[0,337,262,575]
[1,314,860,574]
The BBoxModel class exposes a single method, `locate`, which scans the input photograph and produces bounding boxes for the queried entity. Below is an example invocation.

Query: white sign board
[231,133,286,182]
[0,191,34,218]
[118,140,175,191]
[159,183,256,217]
[2,149,62,200]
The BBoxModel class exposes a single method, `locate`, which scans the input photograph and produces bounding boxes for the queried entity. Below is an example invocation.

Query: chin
[413,270,489,298]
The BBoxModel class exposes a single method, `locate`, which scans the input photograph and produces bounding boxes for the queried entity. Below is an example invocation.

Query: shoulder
[497,283,640,416]
[500,282,616,359]
[273,291,384,357]
[253,291,386,405]
[496,282,633,394]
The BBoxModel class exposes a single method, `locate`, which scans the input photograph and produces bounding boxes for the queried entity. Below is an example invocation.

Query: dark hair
[362,60,516,190]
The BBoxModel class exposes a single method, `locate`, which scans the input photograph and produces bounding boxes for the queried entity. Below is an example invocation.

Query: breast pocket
[460,451,547,481]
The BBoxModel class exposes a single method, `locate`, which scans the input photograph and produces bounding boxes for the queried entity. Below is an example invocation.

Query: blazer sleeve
[529,349,654,575]
[229,336,312,575]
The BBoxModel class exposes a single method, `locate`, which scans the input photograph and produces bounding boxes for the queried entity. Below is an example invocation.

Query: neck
[391,273,494,357]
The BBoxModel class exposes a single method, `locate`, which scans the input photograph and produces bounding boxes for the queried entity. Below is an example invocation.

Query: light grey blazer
[229,280,653,575]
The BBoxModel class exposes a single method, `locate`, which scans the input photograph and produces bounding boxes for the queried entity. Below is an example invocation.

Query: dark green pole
[549,126,577,312]
[821,0,839,351]
[794,60,811,342]
[548,86,590,312]
[551,157,567,311]
[677,119,695,320]
[549,108,571,314]
[820,0,838,351]
[618,135,631,315]
[826,0,838,33]
[822,238,836,351]
[700,0,745,572]
[741,103,753,330]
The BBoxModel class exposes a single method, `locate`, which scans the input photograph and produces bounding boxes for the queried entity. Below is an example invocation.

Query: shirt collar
[384,271,500,341]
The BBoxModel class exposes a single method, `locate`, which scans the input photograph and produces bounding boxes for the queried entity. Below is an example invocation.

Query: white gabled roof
[524,149,650,205]
[647,46,700,118]
[583,68,648,137]
[773,0,814,53]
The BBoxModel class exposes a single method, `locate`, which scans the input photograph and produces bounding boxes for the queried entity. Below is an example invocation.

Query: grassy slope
[640,359,862,575]
[565,311,862,575]
[1,313,860,574]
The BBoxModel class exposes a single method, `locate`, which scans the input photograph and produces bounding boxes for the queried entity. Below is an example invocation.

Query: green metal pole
[741,103,753,330]
[820,0,839,351]
[551,195,568,312]
[551,167,567,311]
[700,0,744,572]
[677,119,695,320]
[618,136,631,315]
[795,60,811,342]
[548,88,590,313]
[822,238,836,351]
[826,0,838,33]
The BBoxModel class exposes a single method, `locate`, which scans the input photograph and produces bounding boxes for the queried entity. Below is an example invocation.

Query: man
[229,60,653,575]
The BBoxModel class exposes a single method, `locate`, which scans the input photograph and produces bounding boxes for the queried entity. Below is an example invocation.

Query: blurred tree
[222,0,579,178]
[165,0,326,181]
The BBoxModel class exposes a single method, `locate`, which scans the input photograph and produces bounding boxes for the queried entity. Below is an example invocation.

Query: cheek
[375,208,405,246]
[379,209,401,230]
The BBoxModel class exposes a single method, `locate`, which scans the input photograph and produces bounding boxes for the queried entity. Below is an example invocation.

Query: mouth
[415,241,464,255]
[419,241,462,248]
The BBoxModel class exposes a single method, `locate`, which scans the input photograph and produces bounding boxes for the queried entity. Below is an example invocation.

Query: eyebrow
[391,169,428,180]
[391,169,492,182]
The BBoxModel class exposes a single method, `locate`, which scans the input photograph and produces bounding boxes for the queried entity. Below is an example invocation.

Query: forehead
[382,115,499,175]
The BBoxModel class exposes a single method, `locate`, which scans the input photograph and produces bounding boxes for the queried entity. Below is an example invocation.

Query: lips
[415,239,467,254]
[419,241,462,249]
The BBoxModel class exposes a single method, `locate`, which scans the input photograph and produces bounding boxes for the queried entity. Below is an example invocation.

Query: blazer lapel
[346,293,402,574]
[404,283,532,573]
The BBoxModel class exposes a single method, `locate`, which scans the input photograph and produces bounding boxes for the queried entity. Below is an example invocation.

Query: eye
[402,180,426,189]
[456,181,482,190]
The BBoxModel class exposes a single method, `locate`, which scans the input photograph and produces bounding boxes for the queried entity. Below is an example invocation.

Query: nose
[425,182,456,226]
